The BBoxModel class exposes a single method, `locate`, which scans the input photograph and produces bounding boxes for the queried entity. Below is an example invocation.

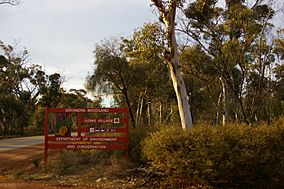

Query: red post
[77,112,82,137]
[44,107,49,163]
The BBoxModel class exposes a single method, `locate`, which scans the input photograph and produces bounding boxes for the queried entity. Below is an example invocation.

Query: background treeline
[0,41,100,136]
[86,0,284,127]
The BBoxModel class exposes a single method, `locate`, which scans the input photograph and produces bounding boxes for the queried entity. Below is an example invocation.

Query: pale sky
[0,0,283,92]
[0,0,156,90]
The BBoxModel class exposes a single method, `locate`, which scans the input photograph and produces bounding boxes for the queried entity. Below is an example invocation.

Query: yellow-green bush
[128,126,156,163]
[142,122,284,188]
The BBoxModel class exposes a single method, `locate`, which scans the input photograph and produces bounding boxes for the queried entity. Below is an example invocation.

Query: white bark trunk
[139,96,144,126]
[216,91,222,124]
[135,92,143,127]
[159,101,162,124]
[164,4,193,129]
[151,0,193,129]
[221,77,228,126]
[166,103,173,122]
[168,59,193,129]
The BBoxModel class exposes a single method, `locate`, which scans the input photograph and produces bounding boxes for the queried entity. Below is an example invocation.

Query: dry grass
[5,150,159,189]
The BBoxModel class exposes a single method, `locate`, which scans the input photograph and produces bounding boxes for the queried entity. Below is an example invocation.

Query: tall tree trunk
[123,89,135,128]
[147,101,152,126]
[159,101,162,124]
[151,0,193,129]
[135,91,143,127]
[166,103,173,123]
[236,96,249,124]
[139,96,144,126]
[168,58,193,129]
[216,91,222,124]
[221,77,229,126]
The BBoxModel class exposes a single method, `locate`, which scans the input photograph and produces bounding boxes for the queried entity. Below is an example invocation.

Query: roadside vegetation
[6,118,284,189]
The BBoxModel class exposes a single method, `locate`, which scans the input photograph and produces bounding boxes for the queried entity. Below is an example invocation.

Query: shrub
[142,123,284,188]
[128,126,155,163]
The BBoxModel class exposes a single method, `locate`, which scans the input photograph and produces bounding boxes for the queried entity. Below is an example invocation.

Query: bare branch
[251,0,263,9]
[169,0,177,24]
[0,0,20,6]
[151,0,165,12]
[151,0,166,20]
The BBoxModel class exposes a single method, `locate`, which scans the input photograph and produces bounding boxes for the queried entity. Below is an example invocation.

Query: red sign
[44,107,129,163]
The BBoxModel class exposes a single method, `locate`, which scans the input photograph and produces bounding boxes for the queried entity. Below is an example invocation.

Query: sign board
[44,107,129,163]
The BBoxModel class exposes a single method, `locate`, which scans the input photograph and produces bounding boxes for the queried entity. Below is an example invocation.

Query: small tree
[86,39,137,127]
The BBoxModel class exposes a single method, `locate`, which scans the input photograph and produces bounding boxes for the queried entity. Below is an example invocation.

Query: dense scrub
[128,126,158,163]
[142,119,284,188]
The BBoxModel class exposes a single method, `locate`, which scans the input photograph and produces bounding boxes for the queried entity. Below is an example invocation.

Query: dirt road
[0,136,99,189]
[0,144,43,172]
[0,136,44,188]
[0,136,44,152]
[0,136,44,170]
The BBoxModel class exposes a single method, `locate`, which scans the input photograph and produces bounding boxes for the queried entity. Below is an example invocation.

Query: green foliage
[86,38,138,127]
[123,22,166,65]
[87,25,177,127]
[274,29,284,59]
[142,122,284,188]
[179,0,281,124]
[0,94,26,135]
[58,89,97,108]
[180,45,220,123]
[86,38,134,95]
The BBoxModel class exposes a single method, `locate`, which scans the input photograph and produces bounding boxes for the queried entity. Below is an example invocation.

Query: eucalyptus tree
[38,73,63,107]
[122,22,177,126]
[179,0,275,124]
[58,89,100,108]
[86,39,137,127]
[150,0,193,129]
[0,42,36,134]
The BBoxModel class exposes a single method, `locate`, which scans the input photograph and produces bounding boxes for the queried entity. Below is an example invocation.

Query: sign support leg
[44,107,49,164]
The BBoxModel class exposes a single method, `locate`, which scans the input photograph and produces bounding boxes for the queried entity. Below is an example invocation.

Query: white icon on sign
[89,128,94,133]
[114,118,120,124]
